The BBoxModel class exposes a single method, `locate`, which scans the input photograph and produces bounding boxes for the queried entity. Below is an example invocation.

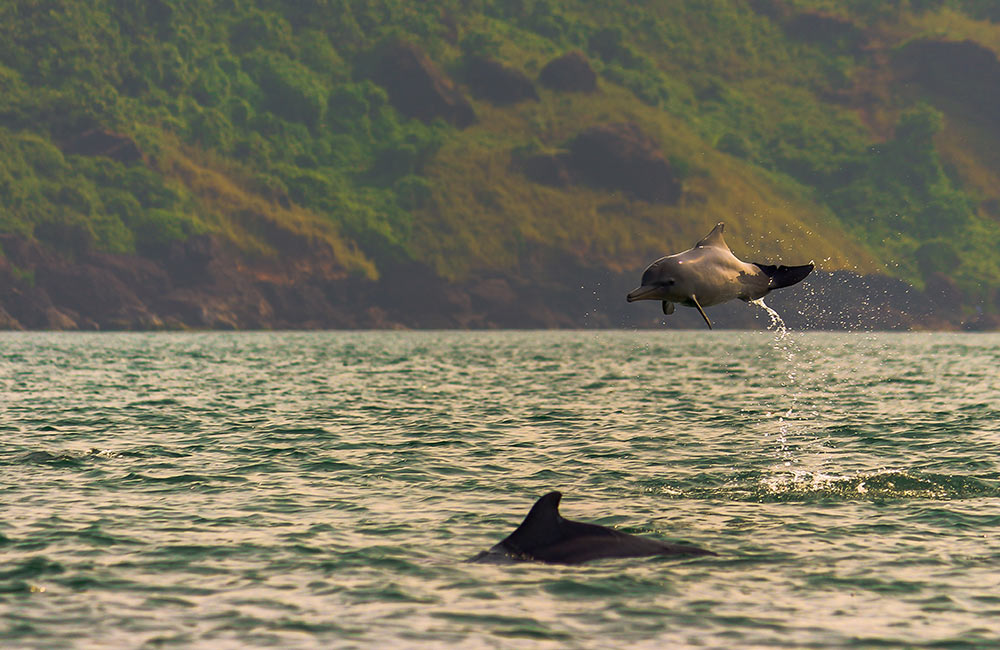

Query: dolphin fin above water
[695,223,729,249]
[627,222,814,328]
[468,491,716,565]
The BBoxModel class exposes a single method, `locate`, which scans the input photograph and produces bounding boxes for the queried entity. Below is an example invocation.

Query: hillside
[1,0,999,330]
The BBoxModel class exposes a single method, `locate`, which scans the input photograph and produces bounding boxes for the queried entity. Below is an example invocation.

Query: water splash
[753,469,1000,502]
[750,298,788,340]
[750,298,804,464]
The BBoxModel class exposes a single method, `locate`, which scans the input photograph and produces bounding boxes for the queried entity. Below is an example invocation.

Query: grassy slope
[1,0,998,312]
[415,82,877,279]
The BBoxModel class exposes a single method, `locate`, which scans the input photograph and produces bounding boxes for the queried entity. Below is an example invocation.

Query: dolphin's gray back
[670,246,768,305]
[469,492,715,565]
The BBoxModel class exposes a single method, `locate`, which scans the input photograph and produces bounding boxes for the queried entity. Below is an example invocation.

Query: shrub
[716,132,752,158]
[188,106,236,151]
[126,208,200,251]
[243,50,327,128]
[915,239,961,280]
[394,174,433,210]
[190,57,231,107]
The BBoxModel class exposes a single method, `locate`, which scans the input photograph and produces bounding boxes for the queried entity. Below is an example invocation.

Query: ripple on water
[1,331,999,648]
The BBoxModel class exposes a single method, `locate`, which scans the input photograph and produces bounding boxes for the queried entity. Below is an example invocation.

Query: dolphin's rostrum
[626,222,814,328]
[469,491,716,564]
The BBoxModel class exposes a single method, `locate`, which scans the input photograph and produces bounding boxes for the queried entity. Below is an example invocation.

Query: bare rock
[162,234,224,287]
[923,272,964,309]
[42,306,79,330]
[463,55,538,105]
[0,306,23,330]
[962,312,1000,331]
[894,39,1000,126]
[158,290,241,330]
[567,123,682,203]
[370,41,475,127]
[539,51,597,93]
[34,263,152,330]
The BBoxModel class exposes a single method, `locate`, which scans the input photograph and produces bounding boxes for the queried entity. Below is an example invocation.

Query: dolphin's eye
[640,271,674,287]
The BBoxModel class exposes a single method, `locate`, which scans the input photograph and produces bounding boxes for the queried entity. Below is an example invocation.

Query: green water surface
[1,331,999,648]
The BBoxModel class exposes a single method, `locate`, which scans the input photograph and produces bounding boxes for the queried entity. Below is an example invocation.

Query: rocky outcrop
[748,2,865,51]
[538,52,597,93]
[568,123,682,203]
[370,41,475,127]
[462,55,538,105]
[513,123,683,203]
[894,39,1000,126]
[0,232,990,332]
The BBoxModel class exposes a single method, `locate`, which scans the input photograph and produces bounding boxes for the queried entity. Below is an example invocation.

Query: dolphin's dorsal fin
[696,222,729,250]
[502,491,565,553]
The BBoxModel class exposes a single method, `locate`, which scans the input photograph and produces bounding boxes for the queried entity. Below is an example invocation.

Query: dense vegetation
[2,0,999,312]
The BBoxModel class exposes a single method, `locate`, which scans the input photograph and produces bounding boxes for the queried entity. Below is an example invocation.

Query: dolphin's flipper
[662,301,674,315]
[752,262,814,290]
[690,295,713,329]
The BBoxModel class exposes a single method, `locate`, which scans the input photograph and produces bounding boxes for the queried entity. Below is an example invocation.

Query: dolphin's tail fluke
[753,262,814,291]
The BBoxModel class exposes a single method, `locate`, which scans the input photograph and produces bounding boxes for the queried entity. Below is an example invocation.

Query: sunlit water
[1,331,999,648]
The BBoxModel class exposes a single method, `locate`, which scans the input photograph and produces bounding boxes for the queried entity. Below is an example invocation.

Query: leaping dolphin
[468,491,716,564]
[626,222,814,329]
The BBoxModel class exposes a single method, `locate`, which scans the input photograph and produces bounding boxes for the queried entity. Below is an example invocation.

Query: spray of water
[750,298,802,464]
[750,298,788,340]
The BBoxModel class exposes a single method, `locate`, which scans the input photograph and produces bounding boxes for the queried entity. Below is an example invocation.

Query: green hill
[2,0,999,329]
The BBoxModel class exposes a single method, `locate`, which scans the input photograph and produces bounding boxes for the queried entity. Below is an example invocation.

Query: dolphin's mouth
[626,286,659,302]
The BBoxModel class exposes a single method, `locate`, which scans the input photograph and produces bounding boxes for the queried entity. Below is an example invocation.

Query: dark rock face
[538,51,597,93]
[894,39,1000,126]
[774,271,933,331]
[60,128,143,163]
[749,2,865,51]
[0,232,989,332]
[35,264,158,329]
[463,55,538,105]
[567,123,682,203]
[512,123,682,203]
[370,41,475,127]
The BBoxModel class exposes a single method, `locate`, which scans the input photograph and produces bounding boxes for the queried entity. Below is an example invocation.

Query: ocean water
[1,330,999,649]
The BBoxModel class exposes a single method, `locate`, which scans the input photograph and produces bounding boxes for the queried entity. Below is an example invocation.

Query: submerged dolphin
[626,222,813,329]
[469,491,716,564]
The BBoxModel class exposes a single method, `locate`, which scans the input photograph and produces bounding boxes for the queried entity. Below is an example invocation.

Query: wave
[741,469,1000,502]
